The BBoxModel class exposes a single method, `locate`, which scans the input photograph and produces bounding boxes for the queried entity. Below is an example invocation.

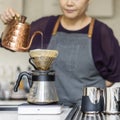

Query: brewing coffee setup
[13,49,63,114]
[14,49,59,104]
[1,14,120,117]
[1,14,63,114]
[1,13,59,104]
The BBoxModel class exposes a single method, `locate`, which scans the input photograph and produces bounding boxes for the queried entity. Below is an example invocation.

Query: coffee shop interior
[0,0,120,120]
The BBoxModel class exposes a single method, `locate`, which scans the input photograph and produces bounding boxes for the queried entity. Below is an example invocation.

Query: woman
[0,0,120,106]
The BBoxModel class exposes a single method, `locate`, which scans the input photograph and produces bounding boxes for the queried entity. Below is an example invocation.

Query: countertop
[0,108,71,120]
[0,100,120,120]
[0,100,71,120]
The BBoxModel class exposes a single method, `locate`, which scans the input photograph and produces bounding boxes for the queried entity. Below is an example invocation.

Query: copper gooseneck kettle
[1,15,43,52]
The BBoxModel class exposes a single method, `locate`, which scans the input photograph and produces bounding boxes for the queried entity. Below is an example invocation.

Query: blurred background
[0,0,119,100]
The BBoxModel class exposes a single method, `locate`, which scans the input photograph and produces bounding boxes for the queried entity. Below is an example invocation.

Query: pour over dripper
[29,49,58,70]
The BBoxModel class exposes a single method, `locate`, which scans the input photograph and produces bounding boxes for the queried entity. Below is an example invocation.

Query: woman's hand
[105,80,114,87]
[0,8,19,24]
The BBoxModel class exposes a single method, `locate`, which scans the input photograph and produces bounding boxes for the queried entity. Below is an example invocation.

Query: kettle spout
[19,31,43,51]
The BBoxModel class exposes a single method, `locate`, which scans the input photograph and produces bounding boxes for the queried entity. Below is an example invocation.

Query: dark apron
[47,17,105,106]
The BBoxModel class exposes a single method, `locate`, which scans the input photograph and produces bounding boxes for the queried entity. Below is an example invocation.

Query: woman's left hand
[105,80,114,87]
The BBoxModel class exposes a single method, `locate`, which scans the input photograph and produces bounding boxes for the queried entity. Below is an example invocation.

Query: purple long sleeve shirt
[1,15,120,82]
[28,15,120,83]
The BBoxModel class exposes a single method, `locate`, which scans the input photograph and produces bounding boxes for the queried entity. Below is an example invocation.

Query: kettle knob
[20,16,27,23]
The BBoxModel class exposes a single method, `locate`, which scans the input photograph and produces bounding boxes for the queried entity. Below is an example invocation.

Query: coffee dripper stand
[13,49,61,112]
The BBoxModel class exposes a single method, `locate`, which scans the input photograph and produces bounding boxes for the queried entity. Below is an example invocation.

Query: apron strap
[88,18,95,38]
[52,16,95,38]
[52,15,62,35]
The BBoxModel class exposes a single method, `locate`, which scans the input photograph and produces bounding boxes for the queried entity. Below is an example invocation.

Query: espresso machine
[14,49,59,105]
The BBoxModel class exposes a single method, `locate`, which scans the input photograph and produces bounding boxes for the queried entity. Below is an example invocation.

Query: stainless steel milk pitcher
[103,86,120,114]
[65,87,105,120]
[81,87,104,113]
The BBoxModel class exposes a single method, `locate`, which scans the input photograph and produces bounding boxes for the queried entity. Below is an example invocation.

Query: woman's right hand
[0,8,19,24]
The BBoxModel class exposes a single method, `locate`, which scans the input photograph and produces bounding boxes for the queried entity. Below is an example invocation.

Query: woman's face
[59,0,89,19]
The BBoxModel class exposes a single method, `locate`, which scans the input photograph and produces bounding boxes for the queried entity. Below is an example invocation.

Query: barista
[0,0,120,106]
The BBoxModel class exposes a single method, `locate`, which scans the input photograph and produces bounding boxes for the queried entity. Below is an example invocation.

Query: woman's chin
[63,14,78,20]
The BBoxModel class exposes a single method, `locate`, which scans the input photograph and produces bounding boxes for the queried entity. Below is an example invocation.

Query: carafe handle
[14,71,32,92]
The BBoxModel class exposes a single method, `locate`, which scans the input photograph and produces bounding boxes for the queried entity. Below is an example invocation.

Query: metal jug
[80,87,105,120]
[14,70,59,104]
[81,87,104,113]
[105,114,120,120]
[65,87,105,120]
[1,15,43,52]
[103,86,120,114]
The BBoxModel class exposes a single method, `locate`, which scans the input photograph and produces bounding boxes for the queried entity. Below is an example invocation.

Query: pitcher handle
[14,71,32,92]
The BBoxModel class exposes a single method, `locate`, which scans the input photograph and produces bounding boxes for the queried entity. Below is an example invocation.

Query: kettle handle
[29,57,37,70]
[20,31,43,51]
[14,71,32,92]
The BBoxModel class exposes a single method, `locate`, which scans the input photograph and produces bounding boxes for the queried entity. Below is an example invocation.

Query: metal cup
[103,86,120,114]
[81,87,104,113]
